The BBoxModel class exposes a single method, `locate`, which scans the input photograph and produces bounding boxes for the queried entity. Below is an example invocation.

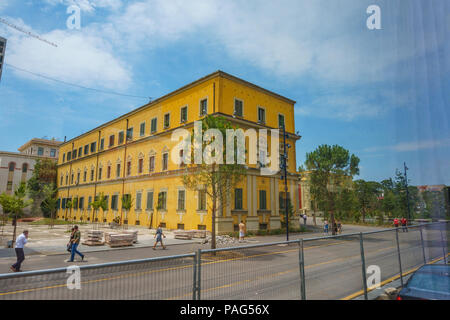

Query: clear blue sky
[0,0,448,185]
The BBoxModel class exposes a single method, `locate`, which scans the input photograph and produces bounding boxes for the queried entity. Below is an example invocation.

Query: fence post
[197,249,202,300]
[395,229,404,287]
[439,223,447,264]
[419,225,427,264]
[359,232,368,300]
[298,239,306,300]
[193,251,198,300]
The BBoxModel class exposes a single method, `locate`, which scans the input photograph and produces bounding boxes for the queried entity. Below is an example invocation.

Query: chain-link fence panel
[302,235,363,300]
[0,254,196,300]
[199,241,302,300]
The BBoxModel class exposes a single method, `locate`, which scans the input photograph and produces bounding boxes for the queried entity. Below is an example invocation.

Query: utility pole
[404,162,411,221]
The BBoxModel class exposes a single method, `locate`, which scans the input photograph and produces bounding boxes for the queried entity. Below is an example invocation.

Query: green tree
[305,144,360,235]
[182,115,246,250]
[91,192,108,229]
[40,183,58,228]
[121,194,133,228]
[353,180,382,222]
[27,159,57,216]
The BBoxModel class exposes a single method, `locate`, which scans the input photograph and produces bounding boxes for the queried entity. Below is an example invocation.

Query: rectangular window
[118,131,124,144]
[51,149,57,157]
[234,99,243,117]
[136,192,142,210]
[162,153,168,171]
[140,122,145,137]
[146,191,154,210]
[72,149,77,159]
[67,151,72,161]
[111,195,118,210]
[90,142,96,153]
[98,167,102,180]
[198,190,207,210]
[60,175,63,186]
[164,113,170,129]
[77,172,80,184]
[107,166,111,179]
[90,169,95,181]
[104,195,109,210]
[177,224,185,230]
[62,153,65,162]
[278,114,285,129]
[259,190,267,210]
[180,106,188,123]
[235,188,243,210]
[109,135,115,147]
[38,147,44,156]
[279,192,291,210]
[258,107,266,123]
[78,147,82,157]
[127,161,131,176]
[116,163,121,178]
[66,175,68,185]
[83,170,87,182]
[138,158,144,174]
[200,99,208,116]
[88,196,92,210]
[100,138,104,151]
[127,127,133,141]
[178,190,185,210]
[79,197,84,210]
[151,118,157,133]
[149,156,155,172]
[158,192,167,210]
[84,145,89,156]
[6,181,13,191]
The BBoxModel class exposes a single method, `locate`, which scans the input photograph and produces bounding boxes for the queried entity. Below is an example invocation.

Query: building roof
[60,70,297,147]
[18,138,63,152]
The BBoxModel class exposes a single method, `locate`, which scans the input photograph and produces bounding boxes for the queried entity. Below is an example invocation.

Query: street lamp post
[281,125,290,241]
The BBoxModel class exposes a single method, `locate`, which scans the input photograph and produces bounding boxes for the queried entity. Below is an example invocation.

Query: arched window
[22,163,28,173]
[8,162,16,172]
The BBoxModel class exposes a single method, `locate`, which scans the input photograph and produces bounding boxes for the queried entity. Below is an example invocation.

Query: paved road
[0,223,447,300]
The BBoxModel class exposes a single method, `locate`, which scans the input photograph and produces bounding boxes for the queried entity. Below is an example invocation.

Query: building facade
[56,71,302,233]
[0,138,62,197]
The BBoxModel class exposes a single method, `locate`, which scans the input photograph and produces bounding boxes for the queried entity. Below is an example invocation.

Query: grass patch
[30,218,87,226]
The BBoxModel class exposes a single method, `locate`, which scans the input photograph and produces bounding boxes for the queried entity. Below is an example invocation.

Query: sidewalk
[0,219,385,259]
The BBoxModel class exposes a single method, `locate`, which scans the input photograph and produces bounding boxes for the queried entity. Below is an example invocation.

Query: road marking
[341,253,450,300]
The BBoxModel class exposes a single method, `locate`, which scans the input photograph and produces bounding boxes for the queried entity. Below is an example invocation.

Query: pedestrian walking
[401,217,408,232]
[324,220,329,235]
[394,218,399,229]
[333,222,338,235]
[239,220,246,242]
[303,214,307,226]
[66,225,85,262]
[337,220,342,234]
[153,224,166,250]
[67,227,74,252]
[11,230,28,272]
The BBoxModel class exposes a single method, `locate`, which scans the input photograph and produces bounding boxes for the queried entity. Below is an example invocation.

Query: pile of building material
[174,230,192,240]
[82,230,104,246]
[173,230,209,240]
[123,230,138,243]
[104,232,134,247]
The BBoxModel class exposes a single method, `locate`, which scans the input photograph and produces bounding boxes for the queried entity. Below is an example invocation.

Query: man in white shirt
[11,230,28,272]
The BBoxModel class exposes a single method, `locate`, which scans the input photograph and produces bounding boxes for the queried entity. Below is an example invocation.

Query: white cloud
[364,139,450,153]
[1,17,132,90]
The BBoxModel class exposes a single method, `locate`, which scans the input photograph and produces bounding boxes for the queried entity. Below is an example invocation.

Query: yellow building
[56,71,302,233]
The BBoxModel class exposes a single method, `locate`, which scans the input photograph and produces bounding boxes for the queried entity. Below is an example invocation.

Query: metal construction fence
[0,222,448,300]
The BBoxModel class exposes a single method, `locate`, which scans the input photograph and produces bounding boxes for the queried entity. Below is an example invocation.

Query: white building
[0,138,62,196]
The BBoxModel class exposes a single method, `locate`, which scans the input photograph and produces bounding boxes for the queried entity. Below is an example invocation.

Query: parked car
[397,264,450,300]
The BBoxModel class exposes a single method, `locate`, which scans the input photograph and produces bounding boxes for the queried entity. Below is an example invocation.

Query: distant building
[0,138,62,196]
